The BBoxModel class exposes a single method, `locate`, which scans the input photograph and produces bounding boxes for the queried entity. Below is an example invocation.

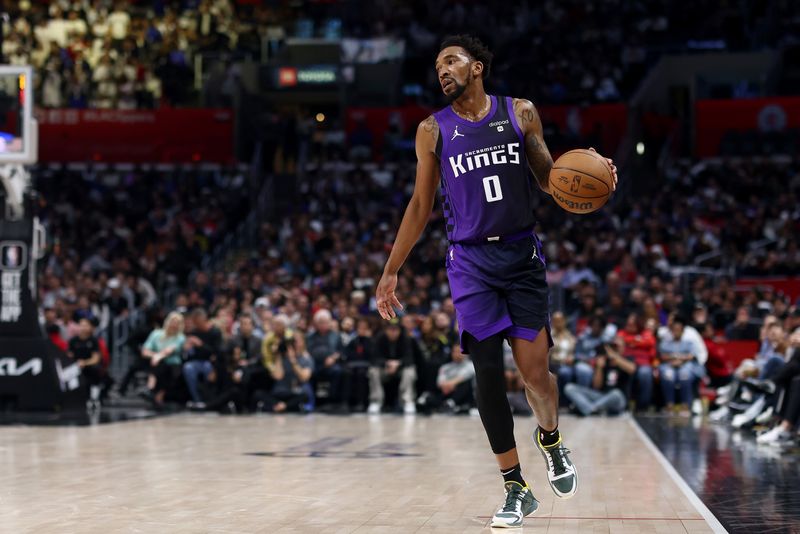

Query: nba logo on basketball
[570,175,582,193]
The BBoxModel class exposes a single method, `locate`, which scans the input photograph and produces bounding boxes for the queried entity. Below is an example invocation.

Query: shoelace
[546,445,571,476]
[502,487,525,513]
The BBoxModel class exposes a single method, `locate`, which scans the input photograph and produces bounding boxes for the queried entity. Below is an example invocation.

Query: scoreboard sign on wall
[270,65,339,89]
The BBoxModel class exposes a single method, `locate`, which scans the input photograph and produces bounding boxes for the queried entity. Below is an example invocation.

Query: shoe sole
[490,501,539,528]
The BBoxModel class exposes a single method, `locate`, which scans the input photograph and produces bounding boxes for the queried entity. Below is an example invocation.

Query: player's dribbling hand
[376,272,403,320]
[589,147,618,192]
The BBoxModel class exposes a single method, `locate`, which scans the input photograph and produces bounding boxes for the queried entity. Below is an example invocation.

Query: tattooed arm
[376,115,441,319]
[513,98,554,194]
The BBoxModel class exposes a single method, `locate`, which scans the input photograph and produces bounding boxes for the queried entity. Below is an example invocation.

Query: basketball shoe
[490,481,539,528]
[535,429,578,499]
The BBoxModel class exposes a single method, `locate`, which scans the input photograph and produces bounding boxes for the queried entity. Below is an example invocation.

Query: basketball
[549,149,614,214]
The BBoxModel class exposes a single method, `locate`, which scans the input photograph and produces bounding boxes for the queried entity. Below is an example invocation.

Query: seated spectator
[504,340,532,416]
[573,315,616,387]
[725,306,759,340]
[105,277,130,320]
[616,313,657,410]
[257,335,314,413]
[417,314,453,410]
[306,309,348,412]
[67,318,109,403]
[343,317,375,411]
[117,309,165,397]
[569,287,601,335]
[550,312,578,392]
[728,325,791,429]
[701,322,733,389]
[757,318,788,379]
[182,308,223,410]
[658,316,703,416]
[729,316,785,382]
[368,318,417,415]
[140,311,186,408]
[340,316,357,346]
[262,315,295,368]
[659,311,709,408]
[230,315,266,409]
[42,306,67,345]
[604,292,629,328]
[435,344,475,414]
[709,319,788,425]
[46,323,68,352]
[564,340,635,416]
[757,328,800,444]
[44,304,69,351]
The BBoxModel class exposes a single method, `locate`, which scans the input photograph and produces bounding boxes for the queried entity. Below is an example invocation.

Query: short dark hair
[439,34,493,79]
[672,315,688,328]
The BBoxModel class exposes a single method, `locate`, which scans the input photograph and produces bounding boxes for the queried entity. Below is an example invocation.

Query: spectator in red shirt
[618,313,656,367]
[46,323,68,352]
[617,313,657,410]
[701,322,733,388]
[613,253,638,285]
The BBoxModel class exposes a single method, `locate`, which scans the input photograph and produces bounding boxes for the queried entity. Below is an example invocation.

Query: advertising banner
[736,277,800,302]
[695,97,800,156]
[36,108,235,163]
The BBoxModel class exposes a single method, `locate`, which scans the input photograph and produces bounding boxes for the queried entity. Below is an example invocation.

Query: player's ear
[472,61,484,79]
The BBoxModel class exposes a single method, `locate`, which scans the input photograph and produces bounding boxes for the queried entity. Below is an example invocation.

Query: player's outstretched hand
[376,272,403,320]
[589,147,618,191]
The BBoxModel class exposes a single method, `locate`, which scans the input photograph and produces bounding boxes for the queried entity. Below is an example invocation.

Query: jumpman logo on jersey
[451,126,465,141]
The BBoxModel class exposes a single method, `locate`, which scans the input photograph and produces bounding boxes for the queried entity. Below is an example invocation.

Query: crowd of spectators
[34,162,253,380]
[32,150,800,430]
[4,0,791,110]
[707,314,800,447]
[52,265,799,423]
[2,0,288,108]
[644,158,800,275]
[344,0,789,106]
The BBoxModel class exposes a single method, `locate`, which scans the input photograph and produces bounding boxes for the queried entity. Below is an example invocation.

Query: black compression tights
[464,332,517,454]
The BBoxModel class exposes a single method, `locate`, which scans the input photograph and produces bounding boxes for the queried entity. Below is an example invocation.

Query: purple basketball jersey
[434,95,536,243]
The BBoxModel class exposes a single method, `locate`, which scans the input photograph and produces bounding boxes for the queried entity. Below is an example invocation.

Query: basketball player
[376,35,617,528]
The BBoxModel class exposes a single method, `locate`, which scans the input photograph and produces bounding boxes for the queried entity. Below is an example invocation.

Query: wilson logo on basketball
[551,189,594,212]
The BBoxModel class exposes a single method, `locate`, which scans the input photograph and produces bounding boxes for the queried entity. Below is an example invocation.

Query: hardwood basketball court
[0,413,724,533]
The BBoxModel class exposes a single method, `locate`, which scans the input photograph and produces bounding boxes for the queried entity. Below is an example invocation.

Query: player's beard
[445,80,468,103]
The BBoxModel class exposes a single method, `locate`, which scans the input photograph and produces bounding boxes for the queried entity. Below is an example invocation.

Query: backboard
[0,66,36,164]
